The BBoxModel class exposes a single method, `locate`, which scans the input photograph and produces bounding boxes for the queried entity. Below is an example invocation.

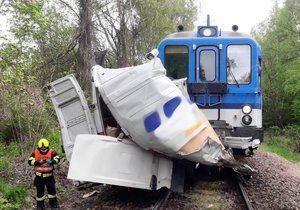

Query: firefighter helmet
[38,138,49,153]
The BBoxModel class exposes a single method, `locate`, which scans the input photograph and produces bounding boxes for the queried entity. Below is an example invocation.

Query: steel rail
[152,189,172,210]
[235,174,254,210]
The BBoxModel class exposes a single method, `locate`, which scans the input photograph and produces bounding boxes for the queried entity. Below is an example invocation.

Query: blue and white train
[157,16,263,155]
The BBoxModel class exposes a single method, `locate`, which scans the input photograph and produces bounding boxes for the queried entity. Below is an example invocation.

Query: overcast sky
[196,0,284,34]
[0,0,284,38]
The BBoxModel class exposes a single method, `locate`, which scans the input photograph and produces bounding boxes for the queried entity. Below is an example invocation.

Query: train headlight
[242,115,252,125]
[242,105,252,114]
[197,26,218,37]
[203,28,213,36]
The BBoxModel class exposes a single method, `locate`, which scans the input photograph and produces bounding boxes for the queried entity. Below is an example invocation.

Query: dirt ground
[9,149,300,209]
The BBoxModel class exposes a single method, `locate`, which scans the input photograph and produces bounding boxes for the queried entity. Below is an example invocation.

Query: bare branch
[95,13,117,54]
[35,32,80,71]
[0,0,6,10]
[58,0,80,20]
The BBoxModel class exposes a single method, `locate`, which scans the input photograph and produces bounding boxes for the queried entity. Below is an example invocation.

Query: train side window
[258,57,262,76]
[164,46,188,79]
[199,50,216,81]
[227,45,251,84]
[259,57,262,90]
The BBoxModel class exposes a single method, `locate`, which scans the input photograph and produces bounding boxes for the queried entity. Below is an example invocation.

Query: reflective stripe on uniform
[36,195,46,201]
[53,155,60,163]
[28,157,35,166]
[35,172,53,178]
[35,166,53,172]
[48,194,56,198]
[31,160,36,166]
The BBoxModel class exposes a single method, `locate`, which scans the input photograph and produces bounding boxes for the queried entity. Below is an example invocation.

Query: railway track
[152,188,172,210]
[153,166,256,210]
[234,171,255,210]
[236,179,254,210]
[150,168,255,210]
[68,167,255,210]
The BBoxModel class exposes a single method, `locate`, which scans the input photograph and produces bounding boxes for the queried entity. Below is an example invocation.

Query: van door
[48,75,97,160]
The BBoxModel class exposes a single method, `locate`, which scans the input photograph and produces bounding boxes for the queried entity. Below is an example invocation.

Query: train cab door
[191,46,227,120]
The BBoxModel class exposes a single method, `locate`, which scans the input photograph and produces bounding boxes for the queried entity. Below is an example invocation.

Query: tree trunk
[77,0,95,91]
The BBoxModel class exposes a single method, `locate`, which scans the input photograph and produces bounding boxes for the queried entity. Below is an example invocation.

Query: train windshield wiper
[227,57,240,87]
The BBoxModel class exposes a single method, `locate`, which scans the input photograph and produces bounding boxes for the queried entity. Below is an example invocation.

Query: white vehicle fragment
[92,58,236,166]
[68,135,172,190]
[48,75,98,160]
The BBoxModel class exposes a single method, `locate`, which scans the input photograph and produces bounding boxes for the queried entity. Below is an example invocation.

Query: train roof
[165,30,251,39]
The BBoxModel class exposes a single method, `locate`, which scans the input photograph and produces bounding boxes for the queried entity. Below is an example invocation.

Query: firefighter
[28,138,60,210]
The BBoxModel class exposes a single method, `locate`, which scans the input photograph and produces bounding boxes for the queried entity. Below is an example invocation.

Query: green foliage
[2,0,77,85]
[0,83,53,145]
[268,125,281,136]
[0,133,6,142]
[264,131,289,148]
[283,60,300,122]
[0,157,10,171]
[253,0,300,127]
[0,143,4,157]
[285,125,300,152]
[7,142,22,158]
[132,0,198,51]
[0,140,30,209]
[0,0,77,147]
[0,142,11,171]
[264,125,300,161]
[261,144,300,162]
[43,127,62,154]
[0,179,27,210]
[0,198,21,210]
[96,0,198,67]
[0,141,22,170]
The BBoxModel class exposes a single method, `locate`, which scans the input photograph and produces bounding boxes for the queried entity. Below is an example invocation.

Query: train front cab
[158,28,264,155]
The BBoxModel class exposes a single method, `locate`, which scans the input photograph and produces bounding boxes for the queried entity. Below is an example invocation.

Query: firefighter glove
[46,159,53,165]
[34,160,42,166]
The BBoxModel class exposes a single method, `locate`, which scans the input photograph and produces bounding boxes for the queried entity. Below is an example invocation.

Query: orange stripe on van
[185,120,204,136]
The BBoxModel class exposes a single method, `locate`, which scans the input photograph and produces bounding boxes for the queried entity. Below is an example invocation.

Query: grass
[0,127,63,209]
[260,127,300,164]
[187,181,229,210]
[0,179,27,210]
[0,157,10,171]
[0,142,28,210]
[260,144,300,163]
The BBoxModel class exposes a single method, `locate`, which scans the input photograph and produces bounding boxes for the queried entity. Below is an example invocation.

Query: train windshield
[164,45,188,79]
[227,45,251,84]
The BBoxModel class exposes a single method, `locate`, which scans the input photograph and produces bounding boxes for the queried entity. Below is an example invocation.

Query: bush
[0,179,27,210]
[0,157,10,170]
[0,132,5,142]
[43,127,62,154]
[264,125,282,146]
[285,125,300,152]
[1,79,58,146]
[264,124,300,154]
[0,143,4,157]
[0,198,21,210]
[7,141,22,158]
[268,125,282,136]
